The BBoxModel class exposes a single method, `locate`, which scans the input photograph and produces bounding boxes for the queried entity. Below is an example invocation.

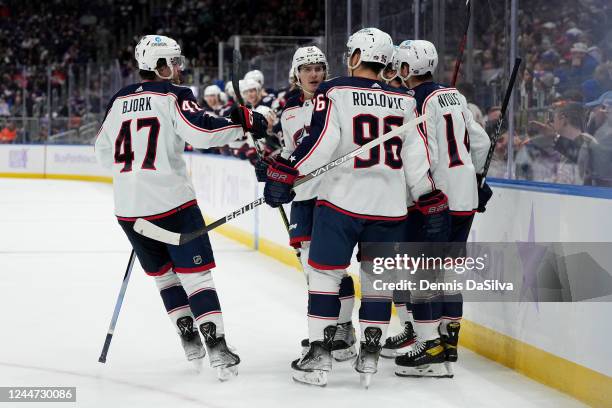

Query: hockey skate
[300,322,356,362]
[332,322,357,361]
[353,327,383,389]
[199,322,240,381]
[440,321,461,376]
[394,338,450,378]
[176,316,206,371]
[292,326,336,387]
[380,321,416,358]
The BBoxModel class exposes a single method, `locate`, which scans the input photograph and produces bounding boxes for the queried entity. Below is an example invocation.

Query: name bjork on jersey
[122,97,152,114]
[352,92,406,110]
[437,92,460,108]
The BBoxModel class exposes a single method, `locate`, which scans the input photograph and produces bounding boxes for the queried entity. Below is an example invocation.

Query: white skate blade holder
[332,345,357,362]
[395,363,452,378]
[292,370,328,387]
[380,343,413,359]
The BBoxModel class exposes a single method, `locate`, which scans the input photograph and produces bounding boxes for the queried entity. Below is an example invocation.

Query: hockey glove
[245,147,259,165]
[476,174,493,213]
[416,189,450,242]
[230,105,269,140]
[264,159,298,207]
[253,158,269,182]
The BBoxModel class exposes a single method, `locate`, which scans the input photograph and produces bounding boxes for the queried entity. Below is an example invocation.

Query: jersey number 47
[114,118,161,172]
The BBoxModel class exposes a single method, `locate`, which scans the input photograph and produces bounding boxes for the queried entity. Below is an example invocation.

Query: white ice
[0,179,586,408]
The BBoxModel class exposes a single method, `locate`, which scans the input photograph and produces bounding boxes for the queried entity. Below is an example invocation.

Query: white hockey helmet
[240,78,261,96]
[135,35,185,79]
[253,105,275,118]
[204,85,222,97]
[244,70,264,86]
[225,82,236,99]
[291,46,327,85]
[346,28,394,73]
[401,39,438,78]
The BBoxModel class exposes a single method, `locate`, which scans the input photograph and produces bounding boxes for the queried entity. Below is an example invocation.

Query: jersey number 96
[353,115,403,169]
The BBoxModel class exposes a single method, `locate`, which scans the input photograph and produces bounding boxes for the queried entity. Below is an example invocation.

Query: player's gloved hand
[245,147,259,165]
[254,158,269,182]
[416,189,450,242]
[235,143,249,160]
[476,174,493,213]
[230,105,268,140]
[264,159,298,207]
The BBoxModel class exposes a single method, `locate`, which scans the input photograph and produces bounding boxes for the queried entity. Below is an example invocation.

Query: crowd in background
[0,0,610,186]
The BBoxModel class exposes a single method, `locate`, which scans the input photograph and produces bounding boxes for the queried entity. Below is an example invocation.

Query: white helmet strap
[154,67,173,80]
[380,68,397,83]
[347,50,362,76]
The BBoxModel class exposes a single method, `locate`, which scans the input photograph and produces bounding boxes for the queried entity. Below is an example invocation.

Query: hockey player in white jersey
[271,46,358,362]
[261,28,451,387]
[391,40,492,378]
[94,35,269,380]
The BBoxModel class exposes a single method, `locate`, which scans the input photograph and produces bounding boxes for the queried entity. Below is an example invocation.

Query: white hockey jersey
[95,81,244,219]
[411,82,491,213]
[279,94,321,201]
[289,77,434,219]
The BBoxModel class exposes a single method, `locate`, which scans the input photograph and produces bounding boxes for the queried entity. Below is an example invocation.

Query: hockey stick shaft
[451,0,471,87]
[133,115,426,245]
[480,58,522,186]
[231,50,299,259]
[98,249,136,363]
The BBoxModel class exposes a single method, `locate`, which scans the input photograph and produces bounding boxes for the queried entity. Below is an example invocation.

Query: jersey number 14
[114,118,160,172]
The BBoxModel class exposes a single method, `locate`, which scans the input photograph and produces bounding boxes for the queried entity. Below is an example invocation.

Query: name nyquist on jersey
[95,81,243,218]
[279,94,320,201]
[290,77,434,220]
[412,82,491,213]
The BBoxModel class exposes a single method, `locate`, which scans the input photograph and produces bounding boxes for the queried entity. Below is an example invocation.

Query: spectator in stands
[0,121,17,143]
[581,91,612,186]
[569,42,597,84]
[557,43,599,92]
[582,62,612,103]
[529,102,595,184]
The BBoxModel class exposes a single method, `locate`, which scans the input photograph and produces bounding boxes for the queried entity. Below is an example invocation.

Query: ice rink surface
[0,179,586,408]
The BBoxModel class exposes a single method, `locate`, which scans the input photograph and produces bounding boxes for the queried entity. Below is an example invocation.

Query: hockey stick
[134,114,427,245]
[231,49,299,259]
[98,249,136,363]
[450,0,471,87]
[480,57,522,186]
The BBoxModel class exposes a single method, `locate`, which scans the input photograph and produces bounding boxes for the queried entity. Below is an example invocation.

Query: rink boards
[0,144,610,407]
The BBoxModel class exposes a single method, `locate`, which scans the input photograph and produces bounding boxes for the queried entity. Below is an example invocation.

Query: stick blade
[133,218,181,245]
